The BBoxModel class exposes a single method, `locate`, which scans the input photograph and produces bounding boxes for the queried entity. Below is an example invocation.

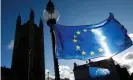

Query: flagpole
[43,0,60,80]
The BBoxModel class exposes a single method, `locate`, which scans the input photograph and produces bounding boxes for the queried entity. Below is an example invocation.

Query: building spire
[39,18,44,44]
[39,18,43,33]
[39,18,43,28]
[16,14,21,26]
[29,9,34,23]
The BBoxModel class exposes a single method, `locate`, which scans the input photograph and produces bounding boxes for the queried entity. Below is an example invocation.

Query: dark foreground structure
[1,67,11,80]
[73,58,132,80]
[1,10,45,80]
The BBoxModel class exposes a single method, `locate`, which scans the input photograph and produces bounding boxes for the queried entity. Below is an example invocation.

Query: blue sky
[1,0,133,79]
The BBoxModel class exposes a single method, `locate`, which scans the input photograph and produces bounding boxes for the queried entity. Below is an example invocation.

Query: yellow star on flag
[98,48,103,52]
[90,51,95,55]
[83,29,87,32]
[76,45,80,50]
[76,31,80,35]
[81,51,86,55]
[73,39,77,43]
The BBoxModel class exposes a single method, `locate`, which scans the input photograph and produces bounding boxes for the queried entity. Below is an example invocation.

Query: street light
[43,0,60,22]
[43,9,60,22]
[43,0,60,80]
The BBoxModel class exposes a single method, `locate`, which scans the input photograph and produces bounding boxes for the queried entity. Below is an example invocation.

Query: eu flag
[89,67,110,78]
[53,13,132,60]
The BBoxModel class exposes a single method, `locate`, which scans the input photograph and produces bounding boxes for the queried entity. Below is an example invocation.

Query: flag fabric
[53,13,132,60]
[89,67,110,78]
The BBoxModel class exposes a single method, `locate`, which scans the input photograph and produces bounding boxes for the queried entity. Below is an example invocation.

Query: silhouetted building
[129,73,133,80]
[116,64,130,80]
[1,67,11,80]
[89,58,120,80]
[73,58,130,80]
[11,9,44,80]
[73,63,89,80]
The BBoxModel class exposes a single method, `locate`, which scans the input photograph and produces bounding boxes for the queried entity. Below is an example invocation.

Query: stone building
[73,58,130,80]
[11,9,44,80]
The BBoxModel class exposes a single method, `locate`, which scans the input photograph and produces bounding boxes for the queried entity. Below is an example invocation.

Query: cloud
[114,51,133,73]
[45,65,74,80]
[128,67,133,74]
[45,69,49,74]
[45,69,55,79]
[125,52,133,60]
[59,65,74,80]
[115,52,133,66]
[128,33,133,41]
[49,75,55,79]
[7,40,14,49]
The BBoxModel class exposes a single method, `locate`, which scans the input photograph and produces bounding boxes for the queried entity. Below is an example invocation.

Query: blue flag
[89,67,110,78]
[53,13,132,60]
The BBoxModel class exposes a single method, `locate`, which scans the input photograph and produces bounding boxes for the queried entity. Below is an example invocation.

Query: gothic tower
[11,9,44,80]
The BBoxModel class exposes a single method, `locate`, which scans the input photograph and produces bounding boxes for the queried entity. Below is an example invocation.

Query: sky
[1,0,133,79]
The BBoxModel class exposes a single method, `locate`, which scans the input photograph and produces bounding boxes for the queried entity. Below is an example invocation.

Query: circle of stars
[72,28,104,56]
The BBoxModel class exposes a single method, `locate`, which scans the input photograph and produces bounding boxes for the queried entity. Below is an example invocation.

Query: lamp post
[43,0,60,80]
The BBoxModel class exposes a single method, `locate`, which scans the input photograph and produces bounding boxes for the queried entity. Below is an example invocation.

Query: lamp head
[46,0,55,13]
[43,0,60,23]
